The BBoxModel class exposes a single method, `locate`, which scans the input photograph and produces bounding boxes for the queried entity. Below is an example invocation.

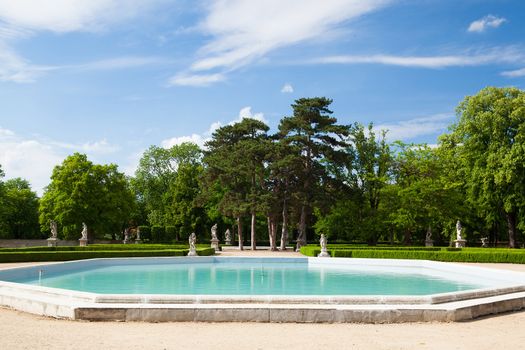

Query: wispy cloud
[374,113,453,141]
[161,106,267,148]
[168,72,226,87]
[0,1,169,83]
[309,47,525,69]
[0,0,164,33]
[501,67,525,78]
[0,126,120,194]
[468,15,506,33]
[171,0,392,86]
[281,83,294,93]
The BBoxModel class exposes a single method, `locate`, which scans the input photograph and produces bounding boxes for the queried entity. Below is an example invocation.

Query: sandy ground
[1,248,525,350]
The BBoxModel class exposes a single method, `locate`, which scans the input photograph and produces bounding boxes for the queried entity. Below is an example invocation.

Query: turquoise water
[15,261,482,295]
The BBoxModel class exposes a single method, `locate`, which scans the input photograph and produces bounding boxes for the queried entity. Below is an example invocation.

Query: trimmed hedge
[0,247,216,263]
[300,245,525,263]
[0,244,188,252]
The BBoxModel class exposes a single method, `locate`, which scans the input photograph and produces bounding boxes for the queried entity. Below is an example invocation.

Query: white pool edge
[1,256,525,323]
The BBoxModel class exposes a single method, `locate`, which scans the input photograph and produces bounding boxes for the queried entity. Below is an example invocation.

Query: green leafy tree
[441,87,525,247]
[203,118,270,250]
[348,123,392,244]
[2,178,40,239]
[278,97,350,250]
[39,153,134,240]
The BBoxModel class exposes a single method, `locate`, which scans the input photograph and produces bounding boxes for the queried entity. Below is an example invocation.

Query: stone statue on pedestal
[318,234,330,257]
[210,223,220,252]
[456,220,463,241]
[79,223,88,246]
[123,228,130,244]
[47,220,59,247]
[211,224,218,240]
[454,220,466,248]
[135,227,142,244]
[481,237,489,248]
[425,226,434,247]
[188,232,197,256]
[50,220,58,239]
[224,229,232,245]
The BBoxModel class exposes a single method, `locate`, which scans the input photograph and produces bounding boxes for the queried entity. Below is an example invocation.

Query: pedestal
[47,237,59,247]
[187,248,198,256]
[454,239,466,248]
[211,238,220,252]
[425,239,434,247]
[79,238,88,247]
[123,238,130,244]
[225,239,232,246]
[317,250,330,258]
[135,239,142,244]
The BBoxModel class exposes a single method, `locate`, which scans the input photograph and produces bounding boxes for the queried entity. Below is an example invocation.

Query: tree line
[1,87,524,248]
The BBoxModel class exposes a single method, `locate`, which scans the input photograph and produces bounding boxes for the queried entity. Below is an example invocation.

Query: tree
[441,87,525,247]
[203,118,270,250]
[2,178,40,239]
[131,143,202,227]
[278,97,350,250]
[348,123,392,244]
[39,153,134,240]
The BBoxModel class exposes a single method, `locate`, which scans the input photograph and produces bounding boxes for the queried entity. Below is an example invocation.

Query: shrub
[165,226,177,241]
[138,226,151,241]
[151,226,165,243]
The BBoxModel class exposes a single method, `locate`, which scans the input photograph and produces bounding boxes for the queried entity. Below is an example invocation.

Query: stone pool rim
[1,256,525,323]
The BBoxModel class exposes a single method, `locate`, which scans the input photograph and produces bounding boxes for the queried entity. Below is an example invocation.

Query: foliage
[440,87,525,247]
[38,153,134,240]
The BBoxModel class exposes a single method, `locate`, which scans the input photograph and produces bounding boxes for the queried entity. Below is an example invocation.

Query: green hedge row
[0,247,216,263]
[0,244,189,252]
[300,245,525,263]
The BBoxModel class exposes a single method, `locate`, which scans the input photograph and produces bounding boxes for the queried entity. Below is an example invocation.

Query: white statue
[136,227,141,241]
[225,229,231,243]
[318,234,330,257]
[123,228,130,243]
[211,224,218,240]
[426,227,432,241]
[481,237,489,248]
[50,220,58,239]
[80,223,88,240]
[456,220,463,241]
[188,232,197,256]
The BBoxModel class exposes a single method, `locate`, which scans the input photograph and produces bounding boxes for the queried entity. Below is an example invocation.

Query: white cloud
[501,67,525,78]
[281,83,294,93]
[0,127,120,194]
[468,15,506,33]
[310,47,525,69]
[168,72,226,87]
[161,106,267,149]
[161,134,208,149]
[172,0,392,86]
[0,44,54,83]
[70,56,172,71]
[0,0,162,33]
[0,1,168,83]
[374,113,453,141]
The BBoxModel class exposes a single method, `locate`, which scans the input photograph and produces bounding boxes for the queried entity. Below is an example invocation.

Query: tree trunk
[506,211,518,248]
[268,217,277,251]
[296,204,307,251]
[403,228,411,246]
[280,199,288,251]
[237,216,243,251]
[251,211,256,250]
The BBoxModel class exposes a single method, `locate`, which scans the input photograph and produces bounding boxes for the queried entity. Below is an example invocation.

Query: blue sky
[0,0,524,194]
